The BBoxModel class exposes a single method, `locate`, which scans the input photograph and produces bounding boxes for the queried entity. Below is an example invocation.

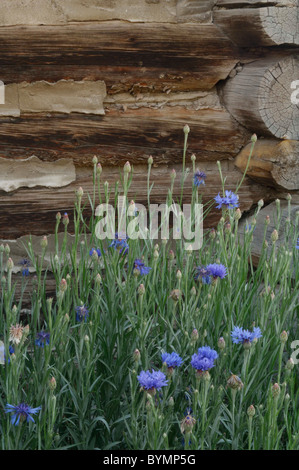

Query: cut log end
[214,2,299,46]
[222,56,299,140]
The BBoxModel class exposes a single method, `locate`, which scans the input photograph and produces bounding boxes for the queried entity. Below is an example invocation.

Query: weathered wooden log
[235,139,299,190]
[0,108,250,166]
[0,22,240,92]
[221,56,299,140]
[238,201,299,267]
[0,162,269,238]
[214,0,299,46]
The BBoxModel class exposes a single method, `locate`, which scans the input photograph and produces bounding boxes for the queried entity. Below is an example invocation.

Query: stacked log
[0,0,297,245]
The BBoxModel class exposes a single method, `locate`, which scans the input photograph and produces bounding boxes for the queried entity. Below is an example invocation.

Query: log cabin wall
[0,0,298,246]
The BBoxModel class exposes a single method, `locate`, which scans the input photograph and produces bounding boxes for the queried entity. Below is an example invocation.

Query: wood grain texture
[0,162,270,238]
[214,0,298,46]
[0,22,240,92]
[0,108,250,166]
[222,56,299,140]
[235,140,299,190]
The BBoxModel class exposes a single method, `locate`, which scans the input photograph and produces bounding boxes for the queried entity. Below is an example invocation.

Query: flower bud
[183,124,190,135]
[272,383,280,399]
[218,337,226,350]
[180,414,196,434]
[56,212,61,222]
[280,330,288,343]
[170,169,176,180]
[76,187,84,199]
[84,335,90,343]
[62,212,69,226]
[97,163,102,175]
[251,134,257,143]
[92,155,98,165]
[148,156,153,165]
[170,289,181,302]
[133,349,140,363]
[176,270,182,280]
[265,215,270,225]
[227,374,244,391]
[168,250,175,260]
[209,228,216,239]
[234,208,241,220]
[4,244,10,255]
[225,223,231,234]
[7,258,14,270]
[0,244,4,253]
[95,273,102,286]
[286,193,292,201]
[247,405,255,418]
[258,199,264,208]
[41,235,48,249]
[138,284,145,296]
[286,358,294,370]
[153,249,159,260]
[49,377,57,391]
[271,229,278,243]
[169,396,174,407]
[59,278,67,293]
[191,328,199,343]
[124,161,131,173]
[191,154,196,162]
[190,286,196,296]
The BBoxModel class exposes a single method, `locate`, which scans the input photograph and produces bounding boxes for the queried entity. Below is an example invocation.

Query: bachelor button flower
[296,238,299,249]
[109,232,129,255]
[9,324,24,345]
[35,331,50,348]
[191,346,218,372]
[75,305,89,323]
[205,263,227,280]
[89,248,102,257]
[5,403,41,426]
[161,352,183,369]
[231,326,262,346]
[19,259,30,276]
[133,259,151,276]
[193,170,206,187]
[137,370,168,394]
[194,266,211,284]
[214,190,239,210]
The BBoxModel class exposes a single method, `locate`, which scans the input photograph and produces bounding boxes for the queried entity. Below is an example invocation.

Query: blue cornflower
[231,326,262,345]
[35,331,50,348]
[296,238,299,249]
[75,305,89,323]
[193,170,206,187]
[161,352,183,369]
[214,190,239,210]
[89,247,102,257]
[5,403,41,426]
[109,232,129,255]
[137,369,168,392]
[19,259,30,276]
[205,263,227,280]
[191,346,218,372]
[194,266,212,284]
[133,259,151,276]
